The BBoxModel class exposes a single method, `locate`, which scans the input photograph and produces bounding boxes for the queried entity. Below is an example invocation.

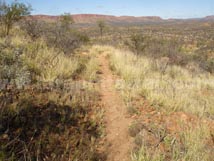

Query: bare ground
[99,53,133,161]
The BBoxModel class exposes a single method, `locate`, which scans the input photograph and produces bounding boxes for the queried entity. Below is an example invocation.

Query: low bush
[43,22,89,55]
[0,38,30,88]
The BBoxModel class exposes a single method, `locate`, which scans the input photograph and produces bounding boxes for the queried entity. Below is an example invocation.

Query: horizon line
[30,13,214,20]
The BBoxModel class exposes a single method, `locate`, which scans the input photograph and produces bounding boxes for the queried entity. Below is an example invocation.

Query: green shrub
[0,39,30,87]
[125,34,147,55]
[206,58,214,73]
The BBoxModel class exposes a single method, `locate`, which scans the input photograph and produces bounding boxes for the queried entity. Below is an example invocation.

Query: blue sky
[7,0,214,19]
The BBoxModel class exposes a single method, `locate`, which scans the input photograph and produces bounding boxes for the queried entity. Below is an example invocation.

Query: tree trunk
[100,28,103,38]
[5,23,11,36]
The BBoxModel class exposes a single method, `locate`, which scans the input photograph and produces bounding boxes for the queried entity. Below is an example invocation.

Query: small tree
[60,13,74,31]
[44,22,89,55]
[0,1,31,36]
[0,0,5,28]
[97,20,106,38]
[21,17,42,40]
[125,34,147,55]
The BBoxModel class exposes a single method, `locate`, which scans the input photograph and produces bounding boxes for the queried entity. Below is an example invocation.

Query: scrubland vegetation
[0,1,214,161]
[109,46,214,117]
[0,1,105,161]
[102,18,214,161]
[108,46,214,161]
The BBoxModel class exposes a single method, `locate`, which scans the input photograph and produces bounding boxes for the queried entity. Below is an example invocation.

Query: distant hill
[72,14,163,24]
[32,14,214,25]
[203,15,214,21]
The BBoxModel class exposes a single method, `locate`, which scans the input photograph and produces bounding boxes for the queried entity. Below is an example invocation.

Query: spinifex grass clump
[131,121,213,161]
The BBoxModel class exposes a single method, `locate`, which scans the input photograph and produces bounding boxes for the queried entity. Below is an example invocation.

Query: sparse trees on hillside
[0,1,31,36]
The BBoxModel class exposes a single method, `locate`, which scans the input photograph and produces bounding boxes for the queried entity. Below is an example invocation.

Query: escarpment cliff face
[32,14,214,25]
[32,14,163,24]
[71,14,163,24]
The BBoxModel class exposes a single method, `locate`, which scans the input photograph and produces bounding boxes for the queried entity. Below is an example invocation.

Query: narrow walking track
[99,53,133,161]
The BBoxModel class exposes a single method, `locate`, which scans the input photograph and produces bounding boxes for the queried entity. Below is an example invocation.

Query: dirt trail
[99,53,133,161]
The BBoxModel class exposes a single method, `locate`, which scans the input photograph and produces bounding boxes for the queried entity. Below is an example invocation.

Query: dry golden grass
[131,123,212,161]
[22,40,81,82]
[83,46,100,82]
[3,35,85,82]
[99,45,214,161]
[108,46,214,117]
